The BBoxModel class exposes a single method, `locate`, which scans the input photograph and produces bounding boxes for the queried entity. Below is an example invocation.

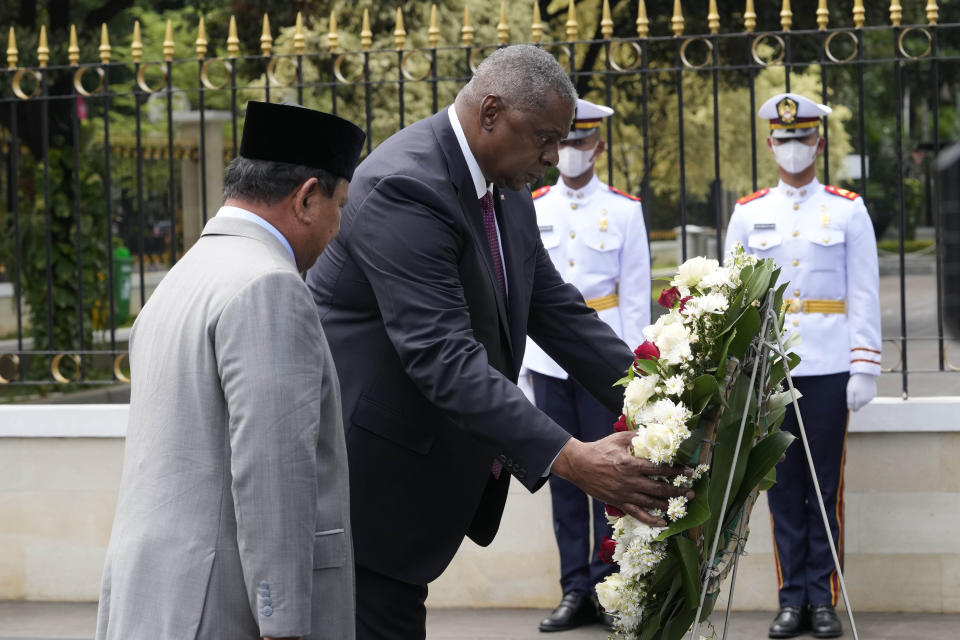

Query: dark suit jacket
[306,109,633,585]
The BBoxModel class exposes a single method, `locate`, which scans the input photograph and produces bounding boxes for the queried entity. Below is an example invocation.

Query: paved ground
[2,601,959,639]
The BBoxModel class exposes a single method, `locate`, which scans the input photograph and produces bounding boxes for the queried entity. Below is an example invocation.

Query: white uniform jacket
[523,175,651,379]
[724,178,882,378]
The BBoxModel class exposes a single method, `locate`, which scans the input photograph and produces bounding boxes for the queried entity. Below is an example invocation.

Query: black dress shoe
[538,592,598,632]
[810,604,843,638]
[768,606,809,638]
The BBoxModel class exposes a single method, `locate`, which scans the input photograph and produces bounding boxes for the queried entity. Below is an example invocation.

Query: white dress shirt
[216,205,296,264]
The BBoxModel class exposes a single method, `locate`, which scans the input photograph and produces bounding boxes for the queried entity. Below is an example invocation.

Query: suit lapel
[433,111,514,353]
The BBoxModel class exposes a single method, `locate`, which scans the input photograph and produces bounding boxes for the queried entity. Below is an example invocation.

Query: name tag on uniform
[753,223,776,230]
[538,225,553,232]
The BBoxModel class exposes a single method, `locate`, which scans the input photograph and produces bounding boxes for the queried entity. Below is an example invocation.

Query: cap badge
[777,97,798,125]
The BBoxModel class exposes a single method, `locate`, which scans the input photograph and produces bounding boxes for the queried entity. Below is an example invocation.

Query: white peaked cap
[566,98,614,140]
[759,93,832,139]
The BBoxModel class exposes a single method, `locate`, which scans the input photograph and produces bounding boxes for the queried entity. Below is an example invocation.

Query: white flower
[695,292,729,315]
[673,474,693,487]
[664,374,685,396]
[698,266,734,291]
[693,463,710,480]
[595,573,626,613]
[667,496,688,521]
[644,313,692,366]
[631,422,677,462]
[625,374,660,410]
[673,256,719,288]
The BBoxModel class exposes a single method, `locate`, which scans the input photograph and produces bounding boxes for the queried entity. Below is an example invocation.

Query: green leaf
[769,353,802,388]
[728,430,796,517]
[655,476,710,541]
[673,535,700,610]
[726,305,761,361]
[768,389,802,411]
[687,374,720,416]
[715,330,736,382]
[760,465,778,491]
[662,604,697,640]
[614,374,632,388]
[633,357,660,377]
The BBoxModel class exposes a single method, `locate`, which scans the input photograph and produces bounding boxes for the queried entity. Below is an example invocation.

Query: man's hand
[846,373,876,412]
[551,431,694,527]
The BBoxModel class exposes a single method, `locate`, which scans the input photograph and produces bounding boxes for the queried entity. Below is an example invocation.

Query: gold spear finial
[853,0,865,28]
[671,0,684,37]
[708,0,720,34]
[69,25,81,65]
[926,0,939,25]
[163,19,175,61]
[227,16,239,57]
[394,7,406,50]
[37,25,49,67]
[566,0,578,41]
[498,2,509,45]
[99,23,111,64]
[6,27,17,69]
[817,0,830,30]
[196,16,208,59]
[327,11,339,53]
[636,0,650,38]
[889,0,902,27]
[361,9,372,51]
[744,0,757,33]
[261,14,273,57]
[294,12,305,54]
[780,0,793,32]
[131,21,142,63]
[462,5,474,47]
[602,0,615,39]
[531,1,543,43]
[429,5,440,48]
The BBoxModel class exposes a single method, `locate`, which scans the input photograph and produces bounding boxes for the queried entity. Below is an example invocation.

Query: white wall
[1,399,958,611]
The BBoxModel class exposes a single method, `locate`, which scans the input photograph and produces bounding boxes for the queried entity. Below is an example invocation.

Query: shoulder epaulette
[607,186,641,202]
[824,185,860,200]
[531,185,551,199]
[736,188,770,205]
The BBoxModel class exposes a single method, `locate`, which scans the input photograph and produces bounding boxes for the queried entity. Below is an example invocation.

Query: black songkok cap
[239,101,366,182]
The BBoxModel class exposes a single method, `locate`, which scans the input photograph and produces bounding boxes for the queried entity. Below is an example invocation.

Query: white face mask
[557,142,598,178]
[771,139,819,174]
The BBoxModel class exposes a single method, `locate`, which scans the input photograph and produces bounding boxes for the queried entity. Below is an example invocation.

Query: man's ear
[766,137,775,154]
[816,136,826,154]
[479,94,502,132]
[293,177,320,223]
[593,139,606,160]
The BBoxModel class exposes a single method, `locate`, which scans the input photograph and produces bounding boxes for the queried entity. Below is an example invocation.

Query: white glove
[846,373,877,412]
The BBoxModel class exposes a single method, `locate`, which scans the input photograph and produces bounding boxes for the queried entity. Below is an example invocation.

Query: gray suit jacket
[96,216,354,640]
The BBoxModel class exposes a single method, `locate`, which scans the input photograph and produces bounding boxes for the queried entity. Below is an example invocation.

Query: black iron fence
[0,0,958,397]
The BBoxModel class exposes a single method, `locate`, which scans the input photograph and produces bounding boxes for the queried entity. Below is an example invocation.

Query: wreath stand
[689,290,860,640]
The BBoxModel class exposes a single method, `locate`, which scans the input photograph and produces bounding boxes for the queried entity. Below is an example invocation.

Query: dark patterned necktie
[480,191,505,479]
[480,191,506,298]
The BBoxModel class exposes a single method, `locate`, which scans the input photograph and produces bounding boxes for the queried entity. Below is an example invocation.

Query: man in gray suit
[96,101,365,640]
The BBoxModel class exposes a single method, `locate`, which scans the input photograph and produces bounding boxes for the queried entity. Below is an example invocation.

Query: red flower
[679,296,693,312]
[598,536,617,564]
[658,286,681,309]
[605,505,624,518]
[613,414,629,432]
[633,341,660,362]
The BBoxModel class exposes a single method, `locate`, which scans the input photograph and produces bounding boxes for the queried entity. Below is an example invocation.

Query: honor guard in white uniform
[724,93,881,640]
[523,99,651,632]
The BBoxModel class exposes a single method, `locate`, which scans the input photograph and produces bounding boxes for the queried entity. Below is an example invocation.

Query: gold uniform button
[569,259,575,267]
[600,243,605,249]
[792,230,799,237]
[793,204,799,211]
[794,289,800,297]
[571,203,578,210]
[792,319,799,327]
[570,231,576,239]
[823,237,830,243]
[761,241,767,247]
[792,259,799,267]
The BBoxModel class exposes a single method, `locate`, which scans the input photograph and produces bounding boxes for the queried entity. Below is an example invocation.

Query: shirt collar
[447,105,491,200]
[559,173,601,201]
[777,176,820,203]
[216,205,296,263]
